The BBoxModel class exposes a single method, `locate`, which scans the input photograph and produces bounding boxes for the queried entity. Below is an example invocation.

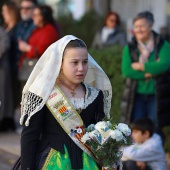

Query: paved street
[0,132,20,170]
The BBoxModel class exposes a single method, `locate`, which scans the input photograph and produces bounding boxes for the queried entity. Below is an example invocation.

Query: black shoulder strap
[128,41,139,62]
[154,35,165,60]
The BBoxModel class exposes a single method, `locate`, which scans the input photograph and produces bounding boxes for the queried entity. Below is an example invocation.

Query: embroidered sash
[46,85,100,165]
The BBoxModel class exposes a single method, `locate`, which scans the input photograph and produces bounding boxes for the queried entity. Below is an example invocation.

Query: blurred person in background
[2,1,21,34]
[16,4,59,133]
[91,11,126,49]
[0,1,21,131]
[13,0,36,106]
[12,0,36,131]
[18,4,59,91]
[2,1,21,120]
[121,11,170,130]
[0,27,14,131]
[14,0,36,64]
[121,118,167,170]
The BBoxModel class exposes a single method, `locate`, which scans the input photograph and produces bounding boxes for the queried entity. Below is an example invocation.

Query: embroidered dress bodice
[69,83,100,112]
[69,98,85,110]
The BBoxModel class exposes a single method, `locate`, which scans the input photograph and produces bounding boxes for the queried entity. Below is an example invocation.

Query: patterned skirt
[37,145,100,170]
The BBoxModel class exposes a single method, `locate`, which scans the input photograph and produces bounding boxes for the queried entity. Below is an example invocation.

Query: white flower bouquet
[81,121,133,170]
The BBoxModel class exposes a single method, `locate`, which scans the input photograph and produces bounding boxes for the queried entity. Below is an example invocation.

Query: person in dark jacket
[91,11,126,49]
[18,5,59,87]
[19,35,114,169]
[1,1,21,131]
[121,11,170,129]
[11,0,36,132]
[14,0,36,66]
[0,27,14,131]
[2,1,21,75]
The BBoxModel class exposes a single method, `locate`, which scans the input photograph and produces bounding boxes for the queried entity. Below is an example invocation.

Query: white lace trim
[20,92,44,126]
[69,98,85,110]
[69,83,99,111]
[103,89,112,119]
[84,83,99,108]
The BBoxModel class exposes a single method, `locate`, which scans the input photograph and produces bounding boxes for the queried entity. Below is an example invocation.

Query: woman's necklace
[61,81,79,97]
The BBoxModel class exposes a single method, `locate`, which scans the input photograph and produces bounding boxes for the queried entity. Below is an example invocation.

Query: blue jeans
[132,93,158,128]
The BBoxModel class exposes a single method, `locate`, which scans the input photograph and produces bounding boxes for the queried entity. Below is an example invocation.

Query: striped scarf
[138,34,154,63]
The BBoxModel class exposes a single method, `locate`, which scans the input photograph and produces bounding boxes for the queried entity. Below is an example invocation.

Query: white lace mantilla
[20,35,112,126]
[69,83,99,111]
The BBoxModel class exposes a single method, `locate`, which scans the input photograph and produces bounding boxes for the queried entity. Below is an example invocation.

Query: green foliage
[89,46,124,123]
[57,10,103,48]
[86,137,124,168]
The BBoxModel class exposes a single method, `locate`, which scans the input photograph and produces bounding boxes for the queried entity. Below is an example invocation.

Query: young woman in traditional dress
[19,35,118,170]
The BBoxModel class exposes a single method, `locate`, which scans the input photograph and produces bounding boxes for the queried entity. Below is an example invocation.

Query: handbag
[18,46,39,81]
[18,58,38,81]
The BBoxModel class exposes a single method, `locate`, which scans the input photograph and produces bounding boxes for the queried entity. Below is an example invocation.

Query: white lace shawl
[20,35,112,126]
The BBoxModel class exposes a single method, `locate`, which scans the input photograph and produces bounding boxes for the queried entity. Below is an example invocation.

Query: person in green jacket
[121,11,170,129]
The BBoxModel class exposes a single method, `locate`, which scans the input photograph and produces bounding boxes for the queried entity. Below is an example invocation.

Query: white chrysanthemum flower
[88,130,100,138]
[87,124,95,131]
[116,123,131,136]
[81,132,90,143]
[95,121,109,132]
[110,129,123,141]
[106,121,112,128]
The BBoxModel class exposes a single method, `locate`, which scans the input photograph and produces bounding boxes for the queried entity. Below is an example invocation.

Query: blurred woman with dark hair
[2,1,21,79]
[0,27,13,131]
[91,11,126,49]
[0,2,21,131]
[2,1,21,33]
[2,1,21,64]
[18,4,59,88]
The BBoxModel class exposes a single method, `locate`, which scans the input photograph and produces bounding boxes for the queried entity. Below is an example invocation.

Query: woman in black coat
[20,35,114,170]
